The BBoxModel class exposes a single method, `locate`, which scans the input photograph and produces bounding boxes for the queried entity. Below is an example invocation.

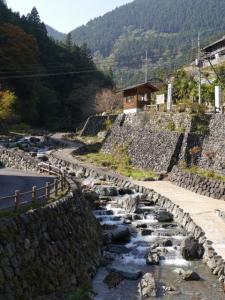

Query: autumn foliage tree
[0,90,16,121]
[95,89,123,113]
[0,3,112,129]
[0,23,40,123]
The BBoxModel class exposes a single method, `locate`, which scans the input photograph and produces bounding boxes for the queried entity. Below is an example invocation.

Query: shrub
[166,121,176,131]
[104,118,113,130]
[9,122,31,133]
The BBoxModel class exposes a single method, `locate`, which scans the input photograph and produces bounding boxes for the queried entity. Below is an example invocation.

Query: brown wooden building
[123,82,159,114]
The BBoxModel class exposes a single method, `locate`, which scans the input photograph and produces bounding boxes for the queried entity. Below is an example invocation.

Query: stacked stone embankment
[0,148,39,172]
[198,114,225,175]
[170,166,225,200]
[49,154,225,283]
[0,183,102,300]
[102,113,191,173]
[1,147,225,299]
[0,150,102,300]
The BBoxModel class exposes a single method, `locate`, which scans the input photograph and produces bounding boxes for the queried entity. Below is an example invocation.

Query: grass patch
[81,150,156,180]
[66,284,92,300]
[64,134,104,145]
[183,165,225,182]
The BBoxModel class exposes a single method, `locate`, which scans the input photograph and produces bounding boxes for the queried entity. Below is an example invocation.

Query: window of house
[126,96,134,103]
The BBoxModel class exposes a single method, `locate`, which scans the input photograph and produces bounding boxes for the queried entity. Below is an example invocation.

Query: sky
[6,0,133,33]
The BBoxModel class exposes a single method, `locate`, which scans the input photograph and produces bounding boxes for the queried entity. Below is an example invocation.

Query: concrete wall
[80,115,117,137]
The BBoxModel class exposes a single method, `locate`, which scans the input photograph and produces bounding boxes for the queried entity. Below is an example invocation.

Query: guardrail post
[45,182,50,201]
[32,186,37,203]
[14,190,20,211]
[54,179,58,196]
[62,171,66,190]
[48,163,51,175]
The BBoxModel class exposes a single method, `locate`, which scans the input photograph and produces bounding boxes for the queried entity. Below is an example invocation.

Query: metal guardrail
[0,162,68,211]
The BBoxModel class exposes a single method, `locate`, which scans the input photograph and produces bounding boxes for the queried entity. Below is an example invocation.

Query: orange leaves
[0,23,39,72]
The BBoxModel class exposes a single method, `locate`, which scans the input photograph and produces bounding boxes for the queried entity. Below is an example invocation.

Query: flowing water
[92,194,225,300]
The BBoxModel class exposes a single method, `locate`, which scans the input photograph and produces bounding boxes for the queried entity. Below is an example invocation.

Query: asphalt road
[0,168,55,209]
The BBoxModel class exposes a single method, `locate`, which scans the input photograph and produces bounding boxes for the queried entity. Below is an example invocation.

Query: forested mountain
[46,25,65,42]
[0,1,112,129]
[70,0,225,85]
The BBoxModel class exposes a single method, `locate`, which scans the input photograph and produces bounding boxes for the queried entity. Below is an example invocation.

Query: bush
[9,122,31,133]
[166,121,176,131]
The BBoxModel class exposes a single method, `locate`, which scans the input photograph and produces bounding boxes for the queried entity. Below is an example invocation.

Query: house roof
[122,81,159,92]
[202,35,225,52]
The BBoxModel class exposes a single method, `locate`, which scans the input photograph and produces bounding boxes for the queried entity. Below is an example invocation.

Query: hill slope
[70,0,225,85]
[46,25,66,41]
[0,1,111,129]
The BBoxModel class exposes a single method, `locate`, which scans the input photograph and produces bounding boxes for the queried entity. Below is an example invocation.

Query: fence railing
[0,162,68,211]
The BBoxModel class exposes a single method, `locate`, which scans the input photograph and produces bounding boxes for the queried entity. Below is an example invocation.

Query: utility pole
[197,32,202,104]
[142,50,150,83]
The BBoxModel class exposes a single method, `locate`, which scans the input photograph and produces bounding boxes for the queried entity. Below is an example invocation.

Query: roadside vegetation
[77,145,157,180]
[180,164,225,182]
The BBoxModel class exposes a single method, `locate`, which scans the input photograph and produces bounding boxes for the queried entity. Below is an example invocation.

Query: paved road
[135,180,225,260]
[0,168,54,209]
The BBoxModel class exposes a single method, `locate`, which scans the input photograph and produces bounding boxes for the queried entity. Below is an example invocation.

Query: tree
[0,90,17,121]
[27,7,41,24]
[95,89,123,113]
[65,33,72,52]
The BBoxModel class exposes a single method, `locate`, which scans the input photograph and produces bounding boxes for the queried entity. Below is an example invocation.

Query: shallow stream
[91,193,224,300]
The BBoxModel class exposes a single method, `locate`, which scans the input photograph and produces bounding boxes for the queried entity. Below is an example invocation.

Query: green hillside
[70,0,225,85]
[0,1,111,129]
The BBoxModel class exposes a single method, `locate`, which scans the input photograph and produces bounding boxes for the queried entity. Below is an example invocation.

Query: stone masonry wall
[198,114,225,175]
[0,148,40,172]
[0,186,102,300]
[80,115,117,137]
[0,149,102,300]
[170,166,225,200]
[102,113,189,172]
[48,154,225,283]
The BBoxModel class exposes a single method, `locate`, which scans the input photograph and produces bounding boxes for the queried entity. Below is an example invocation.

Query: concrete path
[135,180,225,259]
[0,168,54,209]
[51,142,225,261]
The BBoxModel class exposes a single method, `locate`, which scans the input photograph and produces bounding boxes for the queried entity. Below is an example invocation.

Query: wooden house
[122,82,159,114]
[202,35,225,67]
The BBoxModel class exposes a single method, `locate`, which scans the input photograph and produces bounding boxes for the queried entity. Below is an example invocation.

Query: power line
[0,68,103,80]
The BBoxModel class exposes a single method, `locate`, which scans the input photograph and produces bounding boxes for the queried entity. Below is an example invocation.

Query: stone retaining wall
[48,155,225,283]
[102,114,186,172]
[198,114,225,175]
[170,166,225,200]
[0,149,224,298]
[0,183,102,300]
[0,150,102,300]
[0,148,40,172]
[80,115,117,137]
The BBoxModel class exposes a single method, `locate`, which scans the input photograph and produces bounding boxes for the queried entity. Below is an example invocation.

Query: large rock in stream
[95,185,118,196]
[156,210,173,222]
[104,227,131,245]
[107,264,142,280]
[118,194,140,213]
[138,273,157,298]
[146,251,160,265]
[181,236,204,260]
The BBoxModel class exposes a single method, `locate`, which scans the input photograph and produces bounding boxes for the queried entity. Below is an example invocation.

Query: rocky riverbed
[80,179,225,300]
